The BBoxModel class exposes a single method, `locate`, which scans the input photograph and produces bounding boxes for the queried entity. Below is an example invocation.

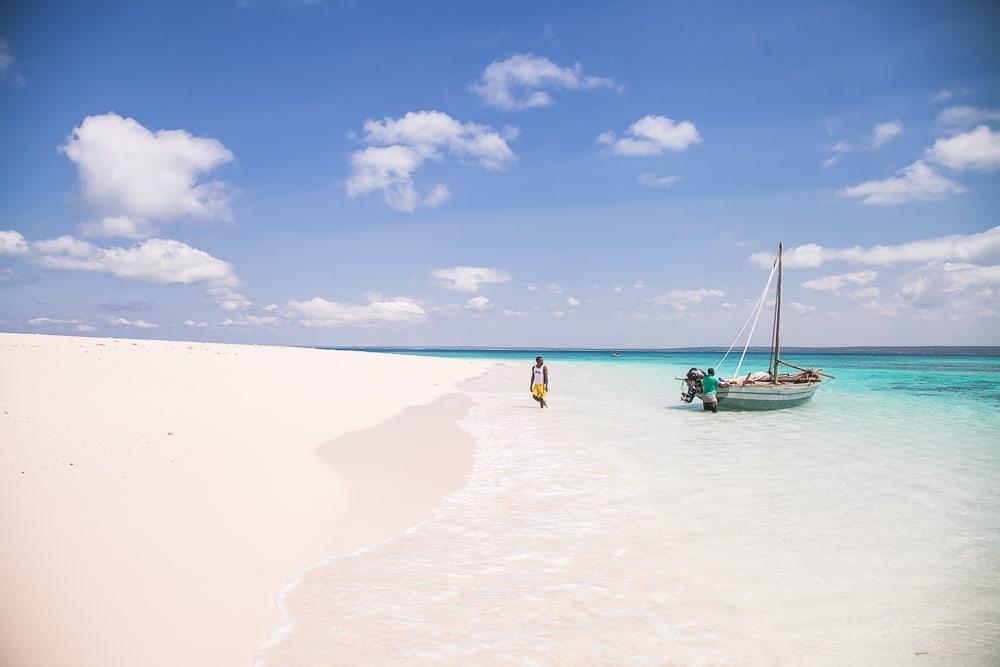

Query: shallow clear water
[258,351,1000,665]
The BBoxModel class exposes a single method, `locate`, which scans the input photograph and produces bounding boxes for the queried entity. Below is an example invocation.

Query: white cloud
[262,303,278,311]
[27,317,96,333]
[896,262,1000,315]
[837,160,964,205]
[109,316,158,329]
[566,296,580,307]
[930,89,954,104]
[638,173,682,188]
[0,230,29,256]
[220,315,278,327]
[524,283,539,291]
[0,38,25,87]
[600,115,702,156]
[60,113,235,238]
[431,266,512,292]
[935,106,1000,126]
[649,288,724,311]
[925,125,1000,172]
[29,235,249,309]
[612,286,622,293]
[471,54,617,110]
[750,226,1000,269]
[288,295,426,327]
[28,317,82,326]
[633,279,645,289]
[803,270,877,291]
[465,295,492,311]
[853,286,880,299]
[347,111,515,212]
[871,121,903,149]
[546,283,564,294]
[0,268,14,282]
[822,141,850,167]
[0,39,14,77]
[424,183,451,207]
[184,319,210,328]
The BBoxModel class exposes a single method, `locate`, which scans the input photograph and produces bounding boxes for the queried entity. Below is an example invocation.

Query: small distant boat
[680,242,833,411]
[611,351,622,358]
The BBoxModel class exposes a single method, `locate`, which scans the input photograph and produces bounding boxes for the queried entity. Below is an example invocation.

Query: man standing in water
[530,356,548,408]
[701,368,726,413]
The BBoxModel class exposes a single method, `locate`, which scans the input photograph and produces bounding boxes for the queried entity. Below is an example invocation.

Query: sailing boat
[680,242,833,411]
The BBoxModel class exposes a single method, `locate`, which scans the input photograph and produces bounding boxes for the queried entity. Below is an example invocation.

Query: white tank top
[533,365,545,385]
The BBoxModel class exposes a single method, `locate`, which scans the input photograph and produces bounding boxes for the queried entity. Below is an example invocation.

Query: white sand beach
[0,333,489,667]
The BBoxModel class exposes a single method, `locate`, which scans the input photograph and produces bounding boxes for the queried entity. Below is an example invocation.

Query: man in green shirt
[701,368,726,413]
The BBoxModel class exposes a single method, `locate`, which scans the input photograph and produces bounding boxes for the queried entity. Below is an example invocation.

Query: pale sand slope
[0,333,490,667]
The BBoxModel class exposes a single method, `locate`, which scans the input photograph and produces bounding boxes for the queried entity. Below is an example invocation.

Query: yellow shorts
[532,384,547,399]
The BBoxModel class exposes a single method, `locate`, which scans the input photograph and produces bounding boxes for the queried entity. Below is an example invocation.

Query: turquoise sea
[261,348,1000,665]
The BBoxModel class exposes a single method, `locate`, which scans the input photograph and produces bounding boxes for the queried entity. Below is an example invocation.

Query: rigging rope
[716,255,778,378]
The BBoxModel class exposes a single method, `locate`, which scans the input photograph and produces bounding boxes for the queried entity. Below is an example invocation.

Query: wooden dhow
[680,242,833,411]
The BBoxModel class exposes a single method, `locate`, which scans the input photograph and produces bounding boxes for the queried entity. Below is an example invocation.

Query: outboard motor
[681,368,706,403]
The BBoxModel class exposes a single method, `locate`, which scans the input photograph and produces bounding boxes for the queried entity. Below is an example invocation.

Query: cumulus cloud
[599,115,701,156]
[0,230,29,256]
[837,160,964,205]
[431,265,512,292]
[109,316,158,329]
[750,226,1000,269]
[897,262,1000,316]
[26,234,249,309]
[803,271,877,291]
[347,111,515,212]
[184,319,210,328]
[471,54,617,110]
[925,125,1000,171]
[935,106,1000,127]
[638,173,682,187]
[649,288,723,311]
[60,113,235,238]
[821,155,841,168]
[465,295,492,311]
[871,121,903,148]
[288,295,426,327]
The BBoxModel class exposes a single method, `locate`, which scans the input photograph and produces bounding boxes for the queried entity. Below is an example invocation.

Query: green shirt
[702,375,722,395]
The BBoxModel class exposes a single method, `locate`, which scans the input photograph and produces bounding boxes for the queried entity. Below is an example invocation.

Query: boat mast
[772,242,783,383]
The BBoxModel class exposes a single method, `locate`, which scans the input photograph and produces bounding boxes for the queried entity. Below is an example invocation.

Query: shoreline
[0,333,489,667]
[256,392,480,662]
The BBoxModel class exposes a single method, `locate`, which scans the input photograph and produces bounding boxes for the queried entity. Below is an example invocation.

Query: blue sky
[1,0,998,347]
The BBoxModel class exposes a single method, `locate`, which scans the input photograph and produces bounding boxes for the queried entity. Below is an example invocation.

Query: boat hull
[697,383,819,411]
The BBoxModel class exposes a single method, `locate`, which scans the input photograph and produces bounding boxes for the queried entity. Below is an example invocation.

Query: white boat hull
[696,382,819,411]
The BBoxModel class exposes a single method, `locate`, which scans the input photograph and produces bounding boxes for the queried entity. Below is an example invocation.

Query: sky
[1,0,999,347]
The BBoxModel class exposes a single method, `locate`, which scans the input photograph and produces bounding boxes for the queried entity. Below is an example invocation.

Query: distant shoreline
[326,346,1000,356]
